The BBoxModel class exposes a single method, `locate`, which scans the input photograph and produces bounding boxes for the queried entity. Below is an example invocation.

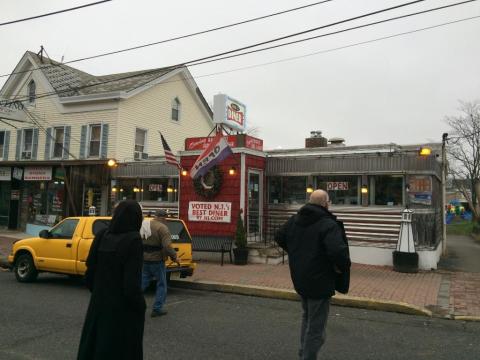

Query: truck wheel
[14,254,38,283]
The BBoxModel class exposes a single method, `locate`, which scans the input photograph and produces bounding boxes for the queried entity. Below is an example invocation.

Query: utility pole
[442,133,448,255]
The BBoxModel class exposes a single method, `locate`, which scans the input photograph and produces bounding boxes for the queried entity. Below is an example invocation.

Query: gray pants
[299,297,330,360]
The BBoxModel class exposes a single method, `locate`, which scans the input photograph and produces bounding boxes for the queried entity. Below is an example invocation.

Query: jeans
[141,261,167,312]
[299,297,330,360]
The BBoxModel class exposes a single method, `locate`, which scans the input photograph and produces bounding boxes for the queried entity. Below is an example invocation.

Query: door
[0,182,10,227]
[35,218,79,273]
[247,171,263,239]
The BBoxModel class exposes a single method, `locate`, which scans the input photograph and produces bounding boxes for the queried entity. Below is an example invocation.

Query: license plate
[169,272,181,280]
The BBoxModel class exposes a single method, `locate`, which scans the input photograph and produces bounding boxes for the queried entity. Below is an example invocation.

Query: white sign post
[188,201,232,223]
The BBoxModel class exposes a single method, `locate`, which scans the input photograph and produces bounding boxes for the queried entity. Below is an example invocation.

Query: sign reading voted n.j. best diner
[213,94,247,132]
[188,201,232,223]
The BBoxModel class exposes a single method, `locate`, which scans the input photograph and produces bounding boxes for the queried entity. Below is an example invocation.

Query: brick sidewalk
[189,261,480,318]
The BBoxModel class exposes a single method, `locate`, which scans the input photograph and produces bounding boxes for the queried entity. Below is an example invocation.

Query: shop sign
[13,167,23,180]
[327,182,349,191]
[213,94,247,132]
[408,176,432,205]
[0,167,11,181]
[245,136,263,151]
[24,166,52,181]
[188,201,232,223]
[149,184,163,192]
[185,135,263,151]
[186,135,237,151]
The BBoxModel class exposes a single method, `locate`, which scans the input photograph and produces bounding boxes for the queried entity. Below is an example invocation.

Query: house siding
[116,73,213,162]
[2,72,118,161]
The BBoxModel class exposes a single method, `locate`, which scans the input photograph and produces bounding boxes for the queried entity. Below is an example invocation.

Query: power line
[9,0,476,103]
[0,0,112,27]
[187,0,479,67]
[0,0,334,79]
[3,14,478,145]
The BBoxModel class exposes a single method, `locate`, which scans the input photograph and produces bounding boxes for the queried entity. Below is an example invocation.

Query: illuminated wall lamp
[112,187,118,193]
[361,185,368,194]
[418,147,432,156]
[107,159,118,167]
[133,187,140,193]
[229,167,236,176]
[167,186,174,193]
[181,169,188,176]
[306,185,314,193]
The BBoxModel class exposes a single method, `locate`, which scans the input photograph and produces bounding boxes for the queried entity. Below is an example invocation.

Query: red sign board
[185,135,263,151]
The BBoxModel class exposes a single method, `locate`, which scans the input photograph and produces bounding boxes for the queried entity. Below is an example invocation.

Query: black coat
[275,204,351,299]
[78,200,145,360]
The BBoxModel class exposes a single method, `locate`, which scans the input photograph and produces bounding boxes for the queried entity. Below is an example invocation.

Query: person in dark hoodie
[77,200,146,360]
[275,189,351,360]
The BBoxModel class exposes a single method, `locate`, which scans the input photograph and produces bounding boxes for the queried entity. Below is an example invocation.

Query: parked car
[8,216,195,282]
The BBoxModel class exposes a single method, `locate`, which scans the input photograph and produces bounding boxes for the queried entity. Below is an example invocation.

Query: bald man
[275,189,350,360]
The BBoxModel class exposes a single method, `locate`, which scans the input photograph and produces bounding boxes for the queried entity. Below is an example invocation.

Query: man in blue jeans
[141,210,179,317]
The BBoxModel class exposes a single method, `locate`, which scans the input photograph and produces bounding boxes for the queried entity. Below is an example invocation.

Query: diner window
[142,178,179,202]
[22,129,34,159]
[88,124,102,157]
[52,127,65,158]
[135,128,147,153]
[268,176,307,204]
[370,175,403,206]
[28,80,36,104]
[315,175,360,205]
[0,131,4,158]
[171,97,181,121]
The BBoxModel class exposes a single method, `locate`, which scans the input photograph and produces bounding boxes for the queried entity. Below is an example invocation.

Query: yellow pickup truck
[8,216,195,283]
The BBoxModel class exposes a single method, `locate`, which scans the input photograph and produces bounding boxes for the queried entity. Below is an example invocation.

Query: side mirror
[39,229,50,239]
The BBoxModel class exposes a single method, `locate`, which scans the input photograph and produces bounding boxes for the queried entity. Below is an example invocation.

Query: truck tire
[14,254,38,283]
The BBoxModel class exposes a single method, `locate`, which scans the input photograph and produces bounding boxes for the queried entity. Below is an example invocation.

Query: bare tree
[446,101,480,219]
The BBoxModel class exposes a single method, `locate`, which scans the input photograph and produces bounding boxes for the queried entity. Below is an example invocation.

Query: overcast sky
[1,0,479,150]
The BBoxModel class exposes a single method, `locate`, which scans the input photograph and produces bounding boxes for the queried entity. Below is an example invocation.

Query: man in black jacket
[275,189,351,360]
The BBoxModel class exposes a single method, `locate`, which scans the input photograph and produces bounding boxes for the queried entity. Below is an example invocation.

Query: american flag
[159,132,180,168]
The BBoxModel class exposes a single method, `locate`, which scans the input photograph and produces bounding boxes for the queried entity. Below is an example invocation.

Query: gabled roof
[26,51,174,97]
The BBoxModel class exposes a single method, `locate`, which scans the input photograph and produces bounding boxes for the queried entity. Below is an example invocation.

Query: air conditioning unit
[134,151,148,160]
[21,151,32,160]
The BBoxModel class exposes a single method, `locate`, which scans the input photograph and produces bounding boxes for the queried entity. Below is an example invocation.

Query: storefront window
[22,180,64,226]
[315,175,359,205]
[268,176,307,204]
[370,175,403,206]
[142,178,178,202]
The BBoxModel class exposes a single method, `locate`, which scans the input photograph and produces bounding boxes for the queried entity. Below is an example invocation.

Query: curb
[453,315,480,322]
[170,279,432,317]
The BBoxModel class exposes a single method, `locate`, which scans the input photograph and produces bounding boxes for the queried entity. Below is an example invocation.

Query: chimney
[328,137,346,147]
[305,131,328,148]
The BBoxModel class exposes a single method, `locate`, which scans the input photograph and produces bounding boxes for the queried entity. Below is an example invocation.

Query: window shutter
[15,130,22,161]
[3,131,10,160]
[79,125,87,159]
[100,124,109,159]
[44,127,52,160]
[31,128,39,160]
[63,126,71,160]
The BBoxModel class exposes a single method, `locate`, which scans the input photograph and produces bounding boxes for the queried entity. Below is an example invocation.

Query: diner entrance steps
[246,242,287,265]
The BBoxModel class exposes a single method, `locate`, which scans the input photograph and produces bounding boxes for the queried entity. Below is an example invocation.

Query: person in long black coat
[77,200,146,360]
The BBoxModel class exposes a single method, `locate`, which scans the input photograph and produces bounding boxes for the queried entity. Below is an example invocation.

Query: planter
[393,251,419,273]
[233,248,249,265]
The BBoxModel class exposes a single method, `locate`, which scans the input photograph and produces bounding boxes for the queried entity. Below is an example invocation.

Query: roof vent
[328,137,346,147]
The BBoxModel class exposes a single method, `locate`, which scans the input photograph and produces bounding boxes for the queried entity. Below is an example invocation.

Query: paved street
[0,272,479,360]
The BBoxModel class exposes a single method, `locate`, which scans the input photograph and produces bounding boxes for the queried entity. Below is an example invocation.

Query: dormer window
[171,97,181,121]
[28,80,36,104]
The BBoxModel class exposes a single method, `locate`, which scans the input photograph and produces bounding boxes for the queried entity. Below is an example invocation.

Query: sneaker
[151,309,167,318]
